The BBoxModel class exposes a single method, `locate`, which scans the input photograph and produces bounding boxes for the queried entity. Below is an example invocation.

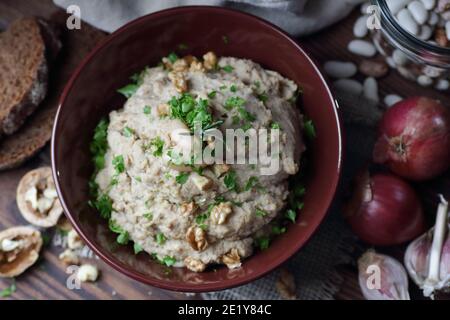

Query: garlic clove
[404,195,450,298]
[358,250,410,300]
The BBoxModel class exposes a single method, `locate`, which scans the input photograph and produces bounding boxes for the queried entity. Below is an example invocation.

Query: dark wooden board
[0,0,449,300]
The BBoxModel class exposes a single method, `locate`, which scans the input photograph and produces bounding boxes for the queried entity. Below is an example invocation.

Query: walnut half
[186,226,208,251]
[210,202,233,225]
[184,257,206,272]
[221,248,241,269]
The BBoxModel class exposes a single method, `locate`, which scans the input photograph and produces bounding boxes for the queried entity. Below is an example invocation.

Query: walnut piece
[203,51,217,70]
[172,58,189,72]
[222,248,241,269]
[186,226,208,251]
[276,268,297,300]
[157,103,170,117]
[184,257,206,272]
[180,201,198,216]
[67,229,84,250]
[58,249,80,265]
[210,202,233,225]
[168,71,188,93]
[76,264,99,282]
[191,173,213,192]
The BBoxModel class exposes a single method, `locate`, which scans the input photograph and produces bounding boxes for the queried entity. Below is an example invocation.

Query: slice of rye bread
[0,14,106,170]
[0,18,62,138]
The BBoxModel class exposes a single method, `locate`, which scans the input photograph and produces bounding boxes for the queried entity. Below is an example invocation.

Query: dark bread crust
[0,18,49,137]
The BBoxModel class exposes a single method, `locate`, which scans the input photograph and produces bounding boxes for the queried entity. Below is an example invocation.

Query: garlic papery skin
[358,250,410,300]
[404,195,450,298]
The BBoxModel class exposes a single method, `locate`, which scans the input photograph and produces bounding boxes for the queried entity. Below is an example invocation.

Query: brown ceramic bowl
[52,6,342,292]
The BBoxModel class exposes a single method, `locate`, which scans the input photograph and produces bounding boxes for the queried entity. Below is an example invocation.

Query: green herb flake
[219,85,227,90]
[112,155,125,174]
[222,65,234,73]
[271,122,281,130]
[286,209,297,223]
[143,212,153,221]
[257,92,268,103]
[230,85,237,93]
[272,225,287,235]
[149,137,164,157]
[167,52,179,64]
[155,233,167,245]
[175,172,190,185]
[90,119,109,172]
[123,126,134,138]
[304,119,316,139]
[162,256,176,267]
[133,243,143,254]
[242,123,253,132]
[244,176,259,191]
[143,105,151,114]
[117,84,139,98]
[255,237,270,250]
[208,91,217,99]
[94,194,113,219]
[238,107,256,122]
[223,170,239,192]
[116,231,129,245]
[255,208,268,217]
[224,96,245,110]
[0,280,16,298]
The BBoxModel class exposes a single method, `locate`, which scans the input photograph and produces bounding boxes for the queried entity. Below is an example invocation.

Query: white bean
[392,49,409,66]
[333,79,363,96]
[435,79,450,90]
[387,0,412,15]
[384,94,403,107]
[354,15,369,38]
[397,8,419,35]
[418,25,433,40]
[363,77,379,103]
[417,75,433,86]
[408,1,429,25]
[445,21,450,41]
[324,61,357,79]
[386,57,396,68]
[420,0,435,10]
[347,40,377,57]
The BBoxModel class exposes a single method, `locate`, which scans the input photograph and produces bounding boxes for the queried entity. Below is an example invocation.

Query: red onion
[373,97,450,181]
[344,171,426,246]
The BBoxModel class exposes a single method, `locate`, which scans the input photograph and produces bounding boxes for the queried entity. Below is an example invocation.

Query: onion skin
[373,97,450,181]
[344,172,426,246]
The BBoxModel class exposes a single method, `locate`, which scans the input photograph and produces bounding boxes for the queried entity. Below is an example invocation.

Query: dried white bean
[354,15,369,38]
[418,25,433,40]
[435,79,449,90]
[408,1,429,25]
[422,65,444,77]
[324,61,357,78]
[387,0,412,15]
[333,79,363,96]
[420,0,436,10]
[384,94,403,107]
[363,77,380,103]
[417,75,433,86]
[347,40,377,57]
[397,9,419,35]
[392,49,409,66]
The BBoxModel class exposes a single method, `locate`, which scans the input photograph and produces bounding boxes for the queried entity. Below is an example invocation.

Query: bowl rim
[51,5,343,292]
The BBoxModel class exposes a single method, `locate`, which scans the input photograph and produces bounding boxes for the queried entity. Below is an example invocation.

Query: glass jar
[371,0,450,90]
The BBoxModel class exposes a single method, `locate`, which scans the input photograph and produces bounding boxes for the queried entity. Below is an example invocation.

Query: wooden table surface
[0,0,448,300]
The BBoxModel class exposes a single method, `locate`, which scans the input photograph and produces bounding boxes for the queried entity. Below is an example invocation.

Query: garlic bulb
[404,195,450,298]
[358,250,410,300]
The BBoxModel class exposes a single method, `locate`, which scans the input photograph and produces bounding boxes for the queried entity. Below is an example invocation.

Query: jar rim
[373,0,450,58]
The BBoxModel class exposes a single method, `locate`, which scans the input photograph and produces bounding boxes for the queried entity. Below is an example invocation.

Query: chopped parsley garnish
[175,172,190,185]
[117,231,129,245]
[223,170,239,192]
[143,212,153,221]
[134,176,142,183]
[143,105,151,114]
[304,119,316,139]
[222,35,229,44]
[195,213,209,229]
[208,91,217,99]
[257,92,268,103]
[90,119,109,171]
[255,237,270,250]
[222,65,234,73]
[112,155,125,174]
[93,194,113,219]
[271,122,281,130]
[285,209,297,223]
[167,52,179,64]
[224,96,245,110]
[133,243,143,254]
[219,85,227,90]
[232,115,240,125]
[109,219,129,245]
[155,233,167,245]
[244,176,260,191]
[123,126,134,137]
[272,225,287,235]
[162,256,176,267]
[242,123,253,132]
[255,208,268,217]
[117,84,138,98]
[230,85,237,92]
[238,107,256,122]
[149,137,164,157]
[0,280,16,298]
